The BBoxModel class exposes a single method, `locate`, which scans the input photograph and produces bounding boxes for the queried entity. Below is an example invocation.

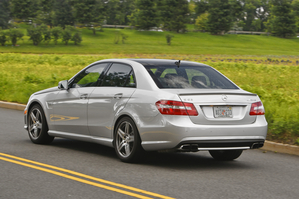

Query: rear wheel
[28,104,54,144]
[114,117,143,163]
[209,150,243,161]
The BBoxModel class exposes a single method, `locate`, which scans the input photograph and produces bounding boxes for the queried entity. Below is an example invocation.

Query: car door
[88,63,136,139]
[51,63,110,135]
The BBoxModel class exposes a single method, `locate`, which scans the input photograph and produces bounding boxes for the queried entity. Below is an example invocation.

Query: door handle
[80,94,88,99]
[114,93,123,100]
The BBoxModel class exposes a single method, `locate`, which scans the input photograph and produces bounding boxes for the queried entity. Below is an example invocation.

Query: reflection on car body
[24,59,267,162]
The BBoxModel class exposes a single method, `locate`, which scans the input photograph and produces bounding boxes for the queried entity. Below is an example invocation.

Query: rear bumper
[139,115,268,151]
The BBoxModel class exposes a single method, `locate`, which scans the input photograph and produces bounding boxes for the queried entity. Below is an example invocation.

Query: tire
[209,150,243,161]
[27,104,54,144]
[114,117,143,163]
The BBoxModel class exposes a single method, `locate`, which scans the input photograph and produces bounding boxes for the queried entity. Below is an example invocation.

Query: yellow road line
[0,153,174,199]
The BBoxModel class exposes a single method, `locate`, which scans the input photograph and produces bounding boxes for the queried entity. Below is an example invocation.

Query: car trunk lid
[164,89,259,125]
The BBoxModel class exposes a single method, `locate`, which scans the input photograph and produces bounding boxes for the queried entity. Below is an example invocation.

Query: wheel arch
[112,113,142,147]
[27,100,49,129]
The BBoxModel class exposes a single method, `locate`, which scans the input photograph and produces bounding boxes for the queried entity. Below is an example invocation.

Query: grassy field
[0,53,298,145]
[1,26,299,56]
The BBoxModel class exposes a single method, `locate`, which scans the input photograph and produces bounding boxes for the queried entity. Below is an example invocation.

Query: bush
[8,28,24,46]
[27,26,43,46]
[121,33,128,44]
[62,26,75,45]
[0,29,8,46]
[71,31,82,45]
[51,27,62,45]
[165,34,174,45]
[40,24,51,45]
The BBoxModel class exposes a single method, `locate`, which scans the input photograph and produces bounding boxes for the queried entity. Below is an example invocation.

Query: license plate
[213,106,233,118]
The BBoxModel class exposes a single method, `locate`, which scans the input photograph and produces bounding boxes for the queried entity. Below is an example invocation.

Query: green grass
[1,26,299,56]
[0,53,298,145]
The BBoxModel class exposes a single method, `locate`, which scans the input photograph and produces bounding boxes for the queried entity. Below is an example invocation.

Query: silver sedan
[24,59,268,162]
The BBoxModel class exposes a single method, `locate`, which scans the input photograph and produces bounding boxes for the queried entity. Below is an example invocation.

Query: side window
[101,63,135,87]
[72,63,109,88]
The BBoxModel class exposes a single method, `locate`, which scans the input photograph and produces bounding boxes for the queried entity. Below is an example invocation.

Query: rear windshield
[144,64,238,89]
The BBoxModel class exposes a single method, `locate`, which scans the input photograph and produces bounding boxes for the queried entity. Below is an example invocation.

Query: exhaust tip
[252,142,264,149]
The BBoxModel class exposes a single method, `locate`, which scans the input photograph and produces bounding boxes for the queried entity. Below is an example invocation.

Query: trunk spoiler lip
[178,92,257,96]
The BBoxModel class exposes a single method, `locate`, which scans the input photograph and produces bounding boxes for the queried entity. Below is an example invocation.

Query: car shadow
[48,138,256,170]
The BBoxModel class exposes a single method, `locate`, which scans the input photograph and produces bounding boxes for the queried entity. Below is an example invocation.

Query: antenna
[175,60,181,68]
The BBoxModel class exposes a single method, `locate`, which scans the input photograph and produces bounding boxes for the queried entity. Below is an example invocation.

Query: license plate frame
[213,106,233,118]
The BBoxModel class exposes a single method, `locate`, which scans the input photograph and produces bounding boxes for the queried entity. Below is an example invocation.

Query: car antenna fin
[175,60,181,68]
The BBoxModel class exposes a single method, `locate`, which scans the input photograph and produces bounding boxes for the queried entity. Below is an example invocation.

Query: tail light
[250,101,265,115]
[155,100,198,116]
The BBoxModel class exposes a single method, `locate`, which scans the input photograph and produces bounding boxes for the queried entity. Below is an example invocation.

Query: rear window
[144,64,238,89]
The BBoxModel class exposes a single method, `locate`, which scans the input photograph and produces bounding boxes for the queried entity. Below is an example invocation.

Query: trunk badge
[222,95,228,101]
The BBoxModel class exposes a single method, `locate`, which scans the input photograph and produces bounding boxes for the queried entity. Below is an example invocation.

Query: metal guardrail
[227,31,268,35]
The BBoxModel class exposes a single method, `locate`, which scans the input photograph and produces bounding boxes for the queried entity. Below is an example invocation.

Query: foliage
[0,0,10,29]
[159,0,189,33]
[27,26,43,45]
[51,26,62,45]
[131,0,159,30]
[194,13,209,31]
[194,0,209,16]
[106,0,135,25]
[8,28,24,46]
[71,31,82,45]
[72,0,105,35]
[61,25,74,45]
[53,0,74,28]
[121,33,128,44]
[265,0,296,38]
[10,0,38,20]
[292,0,299,32]
[35,0,54,26]
[0,29,8,46]
[206,0,233,35]
[165,34,174,45]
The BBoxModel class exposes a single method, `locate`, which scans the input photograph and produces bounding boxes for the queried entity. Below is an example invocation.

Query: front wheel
[114,117,143,163]
[27,104,54,144]
[209,150,243,161]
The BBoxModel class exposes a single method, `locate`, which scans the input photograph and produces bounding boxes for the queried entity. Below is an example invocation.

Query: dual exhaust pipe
[178,142,264,152]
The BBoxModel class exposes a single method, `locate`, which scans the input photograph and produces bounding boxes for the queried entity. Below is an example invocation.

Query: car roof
[130,59,210,68]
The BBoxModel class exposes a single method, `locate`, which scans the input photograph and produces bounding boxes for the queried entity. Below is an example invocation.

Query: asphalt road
[0,107,298,199]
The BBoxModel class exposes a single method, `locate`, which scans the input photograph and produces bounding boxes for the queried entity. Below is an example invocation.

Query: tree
[194,0,209,16]
[72,0,105,35]
[195,12,209,31]
[62,25,74,45]
[130,0,159,30]
[105,0,121,25]
[27,26,43,45]
[11,0,39,21]
[9,28,24,46]
[35,0,54,26]
[51,26,62,45]
[71,31,82,45]
[53,0,74,28]
[159,0,189,33]
[292,0,299,32]
[0,29,8,46]
[207,0,233,35]
[266,0,296,38]
[0,0,10,29]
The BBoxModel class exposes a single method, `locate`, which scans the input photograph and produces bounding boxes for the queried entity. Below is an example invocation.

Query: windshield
[143,63,238,89]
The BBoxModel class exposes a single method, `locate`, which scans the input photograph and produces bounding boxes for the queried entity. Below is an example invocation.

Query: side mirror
[58,80,69,90]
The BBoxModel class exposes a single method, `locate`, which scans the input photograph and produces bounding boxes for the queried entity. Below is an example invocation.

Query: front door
[51,63,110,135]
